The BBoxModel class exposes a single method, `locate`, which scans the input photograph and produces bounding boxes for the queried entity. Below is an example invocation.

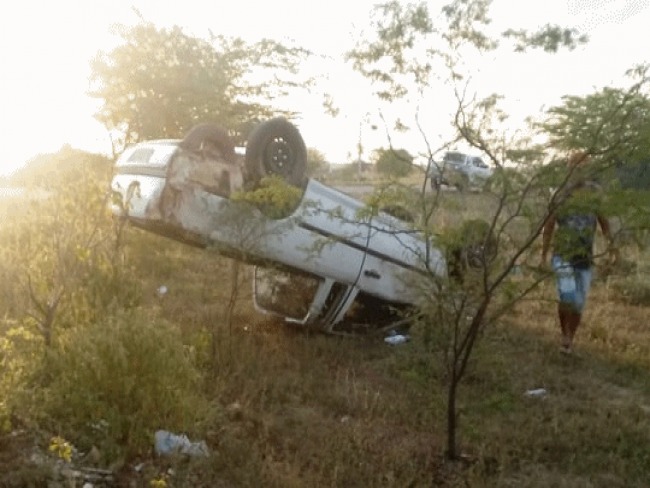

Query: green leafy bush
[232,175,303,219]
[0,320,45,432]
[374,147,413,178]
[0,151,141,347]
[38,310,207,461]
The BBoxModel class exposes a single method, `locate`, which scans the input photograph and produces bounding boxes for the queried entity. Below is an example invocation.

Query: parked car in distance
[429,151,493,191]
[111,118,448,335]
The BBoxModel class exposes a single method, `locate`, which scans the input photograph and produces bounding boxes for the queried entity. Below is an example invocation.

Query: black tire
[483,175,496,194]
[430,176,441,191]
[447,219,497,283]
[455,174,469,193]
[460,219,497,268]
[245,118,307,188]
[180,124,236,162]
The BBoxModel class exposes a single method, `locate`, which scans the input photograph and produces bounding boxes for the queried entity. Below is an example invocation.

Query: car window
[116,144,178,167]
[128,148,155,163]
[445,152,464,163]
[473,157,487,168]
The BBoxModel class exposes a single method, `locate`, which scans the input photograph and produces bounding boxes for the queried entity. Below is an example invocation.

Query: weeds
[609,274,650,306]
[1,182,649,486]
[38,309,207,461]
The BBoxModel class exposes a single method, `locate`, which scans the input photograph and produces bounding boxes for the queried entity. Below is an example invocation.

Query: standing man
[541,152,617,354]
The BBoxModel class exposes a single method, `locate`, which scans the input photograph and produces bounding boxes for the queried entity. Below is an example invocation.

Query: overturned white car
[111,119,448,334]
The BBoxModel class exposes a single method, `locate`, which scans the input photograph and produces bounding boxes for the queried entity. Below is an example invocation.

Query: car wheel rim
[264,137,294,176]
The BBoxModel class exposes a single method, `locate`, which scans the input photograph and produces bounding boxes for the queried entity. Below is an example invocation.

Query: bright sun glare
[0,2,119,176]
[0,0,648,177]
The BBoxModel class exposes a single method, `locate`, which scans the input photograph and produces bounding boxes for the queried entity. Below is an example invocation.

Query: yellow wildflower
[48,436,73,463]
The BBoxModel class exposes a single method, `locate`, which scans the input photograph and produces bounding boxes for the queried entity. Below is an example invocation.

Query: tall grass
[1,187,649,486]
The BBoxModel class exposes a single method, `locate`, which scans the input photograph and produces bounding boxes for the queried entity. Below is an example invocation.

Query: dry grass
[1,191,650,487]
[117,224,650,487]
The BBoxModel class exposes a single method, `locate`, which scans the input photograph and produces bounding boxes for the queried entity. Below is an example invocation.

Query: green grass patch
[1,187,650,486]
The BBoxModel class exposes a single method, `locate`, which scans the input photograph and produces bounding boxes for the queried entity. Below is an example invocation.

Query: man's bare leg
[558,304,573,352]
[566,310,582,351]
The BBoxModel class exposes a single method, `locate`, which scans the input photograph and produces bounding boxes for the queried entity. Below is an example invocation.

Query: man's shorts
[551,255,593,313]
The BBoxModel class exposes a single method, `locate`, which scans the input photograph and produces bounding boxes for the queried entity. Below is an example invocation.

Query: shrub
[37,310,207,461]
[0,156,141,346]
[0,320,45,432]
[610,275,650,306]
[374,147,413,178]
[232,175,303,219]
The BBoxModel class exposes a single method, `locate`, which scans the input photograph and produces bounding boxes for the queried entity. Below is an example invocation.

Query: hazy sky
[0,0,648,175]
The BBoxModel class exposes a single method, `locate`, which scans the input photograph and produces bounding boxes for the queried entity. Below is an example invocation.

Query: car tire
[180,124,236,162]
[245,118,307,188]
[447,219,497,283]
[461,219,497,269]
[483,175,495,194]
[430,176,441,191]
[455,174,469,193]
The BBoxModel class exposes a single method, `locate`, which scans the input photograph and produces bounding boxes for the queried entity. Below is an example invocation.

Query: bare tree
[348,0,648,460]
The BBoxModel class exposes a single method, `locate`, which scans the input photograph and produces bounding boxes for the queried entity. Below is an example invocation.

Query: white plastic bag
[154,430,209,457]
[384,334,410,346]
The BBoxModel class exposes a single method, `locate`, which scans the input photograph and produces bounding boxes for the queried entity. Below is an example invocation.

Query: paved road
[333,183,433,199]
[332,184,374,198]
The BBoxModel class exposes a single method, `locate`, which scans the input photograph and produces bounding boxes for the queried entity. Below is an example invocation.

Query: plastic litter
[154,430,209,457]
[157,285,168,297]
[524,388,548,398]
[384,334,410,346]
